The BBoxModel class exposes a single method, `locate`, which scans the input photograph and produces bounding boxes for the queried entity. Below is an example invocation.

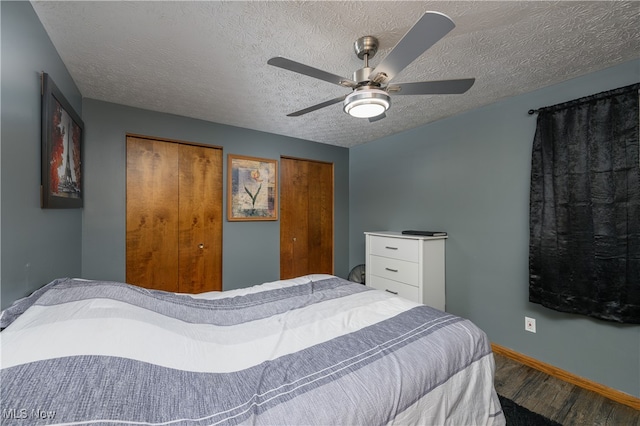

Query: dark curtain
[529,83,640,323]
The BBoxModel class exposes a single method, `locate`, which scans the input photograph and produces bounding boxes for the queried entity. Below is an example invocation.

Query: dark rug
[498,394,562,426]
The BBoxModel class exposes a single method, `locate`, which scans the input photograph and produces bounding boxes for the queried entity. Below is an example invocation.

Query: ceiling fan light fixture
[343,88,390,119]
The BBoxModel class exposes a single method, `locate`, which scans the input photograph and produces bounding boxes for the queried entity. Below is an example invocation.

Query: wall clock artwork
[227,154,278,221]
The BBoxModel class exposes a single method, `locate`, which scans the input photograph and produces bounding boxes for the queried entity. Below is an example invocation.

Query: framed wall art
[41,72,84,208]
[227,154,278,221]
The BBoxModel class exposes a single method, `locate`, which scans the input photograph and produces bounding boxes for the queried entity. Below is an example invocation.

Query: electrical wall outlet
[525,316,536,333]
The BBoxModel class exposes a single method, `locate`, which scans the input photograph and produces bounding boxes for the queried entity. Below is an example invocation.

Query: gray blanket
[1,275,504,425]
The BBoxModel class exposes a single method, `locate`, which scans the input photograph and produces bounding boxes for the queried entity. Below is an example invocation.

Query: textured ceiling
[31,1,640,148]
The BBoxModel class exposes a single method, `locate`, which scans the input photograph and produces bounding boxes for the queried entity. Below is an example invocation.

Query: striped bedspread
[0,275,505,425]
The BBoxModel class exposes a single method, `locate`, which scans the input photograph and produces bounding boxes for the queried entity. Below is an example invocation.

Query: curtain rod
[528,83,639,116]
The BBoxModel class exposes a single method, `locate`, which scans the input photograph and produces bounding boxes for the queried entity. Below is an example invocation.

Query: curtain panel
[529,83,640,323]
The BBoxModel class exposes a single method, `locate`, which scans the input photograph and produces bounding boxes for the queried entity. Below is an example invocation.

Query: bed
[0,274,505,425]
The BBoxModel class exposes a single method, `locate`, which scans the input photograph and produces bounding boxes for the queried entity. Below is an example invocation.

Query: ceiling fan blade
[268,57,357,88]
[388,78,475,95]
[369,12,455,85]
[368,112,386,122]
[286,95,347,117]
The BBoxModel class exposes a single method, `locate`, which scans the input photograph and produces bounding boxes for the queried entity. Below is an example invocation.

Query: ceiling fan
[267,11,475,122]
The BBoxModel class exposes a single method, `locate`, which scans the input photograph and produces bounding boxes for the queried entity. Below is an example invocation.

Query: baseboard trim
[491,343,640,411]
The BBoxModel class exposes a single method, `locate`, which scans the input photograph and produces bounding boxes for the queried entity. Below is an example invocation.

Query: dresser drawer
[368,275,420,303]
[369,255,419,287]
[370,236,419,262]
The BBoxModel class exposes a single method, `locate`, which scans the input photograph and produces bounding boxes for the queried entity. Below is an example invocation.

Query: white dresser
[365,231,446,310]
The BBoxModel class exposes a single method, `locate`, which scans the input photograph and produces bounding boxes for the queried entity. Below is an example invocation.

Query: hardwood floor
[494,353,640,425]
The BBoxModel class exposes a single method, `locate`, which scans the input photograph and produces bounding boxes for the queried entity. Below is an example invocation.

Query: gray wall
[81,99,349,290]
[1,1,83,309]
[349,59,640,397]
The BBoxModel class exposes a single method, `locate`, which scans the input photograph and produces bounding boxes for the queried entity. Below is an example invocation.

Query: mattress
[0,274,505,425]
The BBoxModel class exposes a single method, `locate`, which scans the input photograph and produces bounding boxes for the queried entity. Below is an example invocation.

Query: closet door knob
[198,243,204,249]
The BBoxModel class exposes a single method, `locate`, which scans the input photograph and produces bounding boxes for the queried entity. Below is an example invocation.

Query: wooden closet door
[126,137,180,291]
[280,157,334,279]
[178,144,222,293]
[126,136,222,293]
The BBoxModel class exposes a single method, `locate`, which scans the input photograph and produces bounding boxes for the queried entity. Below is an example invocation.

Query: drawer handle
[385,246,398,250]
[385,267,398,272]
[385,289,399,295]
